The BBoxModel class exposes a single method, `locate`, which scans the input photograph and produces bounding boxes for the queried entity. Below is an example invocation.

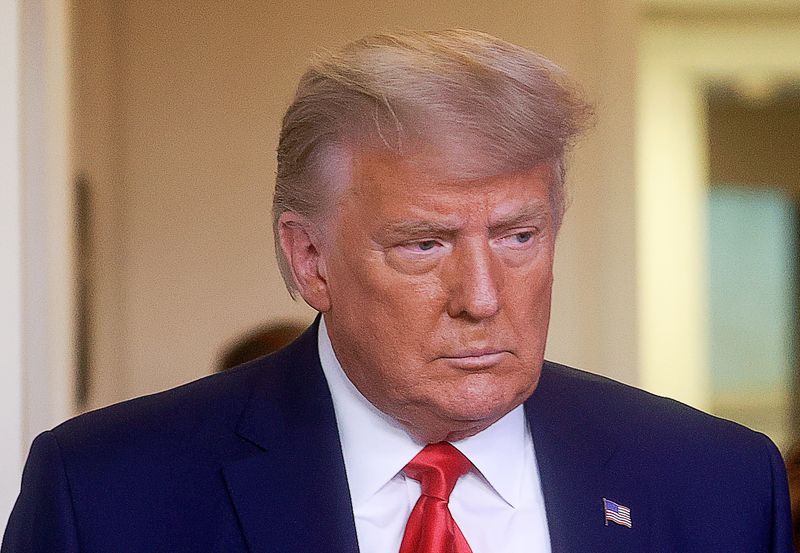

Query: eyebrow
[380,219,462,238]
[379,203,551,238]
[489,203,551,230]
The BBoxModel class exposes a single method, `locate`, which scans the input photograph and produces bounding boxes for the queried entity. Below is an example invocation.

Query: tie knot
[403,442,473,501]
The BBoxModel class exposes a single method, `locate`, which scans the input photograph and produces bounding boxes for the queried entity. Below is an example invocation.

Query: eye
[497,228,538,248]
[415,240,439,251]
[513,231,533,244]
[395,238,449,259]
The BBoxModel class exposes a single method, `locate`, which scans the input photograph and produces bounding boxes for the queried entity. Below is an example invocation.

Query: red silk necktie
[399,442,474,553]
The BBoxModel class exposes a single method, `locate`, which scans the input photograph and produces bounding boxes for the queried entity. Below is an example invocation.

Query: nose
[445,239,502,321]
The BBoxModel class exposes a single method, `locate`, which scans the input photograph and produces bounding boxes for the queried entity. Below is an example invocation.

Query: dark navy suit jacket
[3,322,795,552]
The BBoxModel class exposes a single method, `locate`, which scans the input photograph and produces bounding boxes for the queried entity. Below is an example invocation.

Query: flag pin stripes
[603,498,632,528]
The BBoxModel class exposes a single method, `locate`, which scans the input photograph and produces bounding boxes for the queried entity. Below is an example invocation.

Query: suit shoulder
[537,362,793,550]
[45,324,320,469]
[539,360,770,454]
[48,355,282,464]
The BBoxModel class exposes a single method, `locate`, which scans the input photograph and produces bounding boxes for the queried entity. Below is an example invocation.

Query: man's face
[320,149,556,443]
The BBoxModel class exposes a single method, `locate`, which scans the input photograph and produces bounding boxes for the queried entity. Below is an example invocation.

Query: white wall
[74,0,639,407]
[1,0,74,523]
[0,0,24,525]
[19,0,76,449]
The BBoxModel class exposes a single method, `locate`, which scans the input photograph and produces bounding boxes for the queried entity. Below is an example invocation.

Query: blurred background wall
[3,0,799,523]
[637,7,800,448]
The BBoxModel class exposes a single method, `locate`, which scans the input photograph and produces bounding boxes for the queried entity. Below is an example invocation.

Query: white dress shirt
[318,317,552,553]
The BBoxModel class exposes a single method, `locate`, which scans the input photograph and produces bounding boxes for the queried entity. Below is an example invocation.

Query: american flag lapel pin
[603,498,632,528]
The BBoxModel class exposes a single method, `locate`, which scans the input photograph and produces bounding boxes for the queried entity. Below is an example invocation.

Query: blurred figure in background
[217,322,306,371]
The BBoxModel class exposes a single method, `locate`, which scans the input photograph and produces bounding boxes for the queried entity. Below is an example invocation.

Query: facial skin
[280,149,556,443]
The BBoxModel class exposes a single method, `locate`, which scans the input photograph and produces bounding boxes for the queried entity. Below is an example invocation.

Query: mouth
[440,350,509,370]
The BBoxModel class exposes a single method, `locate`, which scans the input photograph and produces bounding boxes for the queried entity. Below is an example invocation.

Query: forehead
[340,148,552,215]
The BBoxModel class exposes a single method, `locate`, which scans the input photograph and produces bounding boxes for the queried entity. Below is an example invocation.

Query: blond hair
[273,29,591,295]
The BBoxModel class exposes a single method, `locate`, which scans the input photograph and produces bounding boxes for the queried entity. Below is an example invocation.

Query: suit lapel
[222,322,359,553]
[526,363,652,553]
[525,362,612,553]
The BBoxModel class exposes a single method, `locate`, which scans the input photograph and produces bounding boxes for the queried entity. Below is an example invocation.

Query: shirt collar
[317,315,530,509]
[452,402,530,508]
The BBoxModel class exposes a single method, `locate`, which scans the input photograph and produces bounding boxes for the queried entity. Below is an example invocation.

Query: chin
[452,379,530,415]
[409,419,491,444]
[394,399,504,443]
[438,400,515,436]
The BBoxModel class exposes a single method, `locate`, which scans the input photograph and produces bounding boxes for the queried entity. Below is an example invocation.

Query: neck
[398,416,500,444]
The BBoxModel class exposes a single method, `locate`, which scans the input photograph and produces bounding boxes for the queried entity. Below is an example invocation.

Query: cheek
[328,260,441,356]
[346,256,447,317]
[504,266,553,349]
[508,257,553,303]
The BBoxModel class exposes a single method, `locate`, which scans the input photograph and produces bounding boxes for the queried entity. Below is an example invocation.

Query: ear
[278,212,331,312]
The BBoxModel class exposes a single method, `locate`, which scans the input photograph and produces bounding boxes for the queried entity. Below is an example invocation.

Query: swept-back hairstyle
[273,29,591,295]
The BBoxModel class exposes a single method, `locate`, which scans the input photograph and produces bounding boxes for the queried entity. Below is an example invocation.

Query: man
[3,29,794,553]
